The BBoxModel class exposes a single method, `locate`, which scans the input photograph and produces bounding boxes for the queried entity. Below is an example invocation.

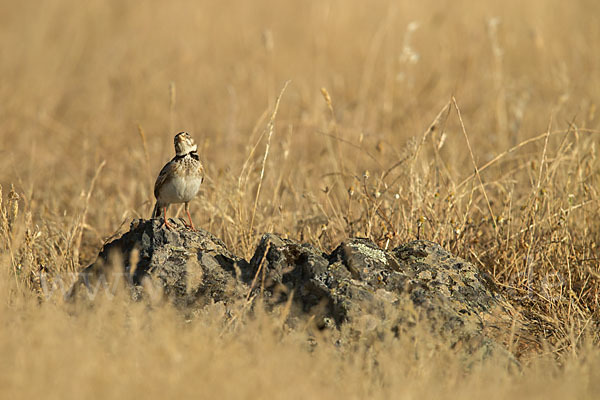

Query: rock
[70,219,516,359]
[250,234,515,358]
[68,218,248,307]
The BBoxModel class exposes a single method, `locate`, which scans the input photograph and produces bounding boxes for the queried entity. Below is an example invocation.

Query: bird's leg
[163,206,173,230]
[184,202,196,231]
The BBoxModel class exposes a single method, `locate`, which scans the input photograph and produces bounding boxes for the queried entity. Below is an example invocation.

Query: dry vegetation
[1,0,600,398]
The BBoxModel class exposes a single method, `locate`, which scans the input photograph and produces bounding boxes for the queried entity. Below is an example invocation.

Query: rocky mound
[69,218,516,359]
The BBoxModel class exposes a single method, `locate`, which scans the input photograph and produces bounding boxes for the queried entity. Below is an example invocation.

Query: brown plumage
[152,132,204,230]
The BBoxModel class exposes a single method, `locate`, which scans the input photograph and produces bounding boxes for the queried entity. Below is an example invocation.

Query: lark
[152,132,204,230]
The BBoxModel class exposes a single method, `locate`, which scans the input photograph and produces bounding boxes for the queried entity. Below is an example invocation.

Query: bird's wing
[154,158,177,199]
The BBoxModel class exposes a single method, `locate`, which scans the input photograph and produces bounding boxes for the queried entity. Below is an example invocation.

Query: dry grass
[1,0,600,397]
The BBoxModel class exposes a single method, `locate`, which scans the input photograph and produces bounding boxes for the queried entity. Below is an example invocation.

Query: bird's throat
[174,151,199,160]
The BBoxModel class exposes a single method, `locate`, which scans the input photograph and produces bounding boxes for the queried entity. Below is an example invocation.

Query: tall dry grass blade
[7,185,19,231]
[279,290,294,328]
[249,80,291,234]
[0,184,5,236]
[5,185,20,289]
[524,117,553,292]
[452,96,498,232]
[535,117,552,194]
[404,100,451,176]
[246,242,271,301]
[72,160,106,266]
[320,87,346,187]
[137,124,153,210]
[238,107,270,191]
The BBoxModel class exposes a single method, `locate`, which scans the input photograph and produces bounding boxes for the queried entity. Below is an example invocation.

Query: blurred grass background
[1,0,600,398]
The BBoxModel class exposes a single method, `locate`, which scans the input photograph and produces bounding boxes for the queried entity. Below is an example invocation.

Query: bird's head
[174,132,197,156]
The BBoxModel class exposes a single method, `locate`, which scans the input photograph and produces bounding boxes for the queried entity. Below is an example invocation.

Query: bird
[152,132,204,230]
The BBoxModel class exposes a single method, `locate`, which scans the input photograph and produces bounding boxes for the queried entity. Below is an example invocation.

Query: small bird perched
[152,132,204,230]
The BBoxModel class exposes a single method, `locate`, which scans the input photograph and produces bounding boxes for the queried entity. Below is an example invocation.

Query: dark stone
[68,218,248,307]
[247,235,515,359]
[69,219,516,361]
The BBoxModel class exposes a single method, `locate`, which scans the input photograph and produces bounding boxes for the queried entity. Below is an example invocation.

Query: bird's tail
[152,202,161,218]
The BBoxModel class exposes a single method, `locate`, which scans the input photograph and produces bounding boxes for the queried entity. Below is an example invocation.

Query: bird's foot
[183,221,196,231]
[161,218,173,230]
